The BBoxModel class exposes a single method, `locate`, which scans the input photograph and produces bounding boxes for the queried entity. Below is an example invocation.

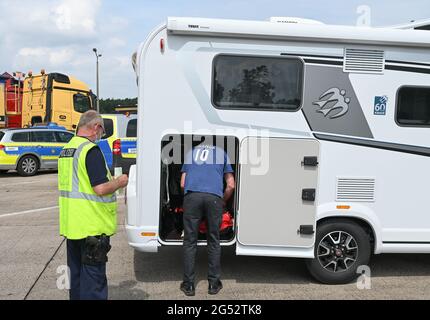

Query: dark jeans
[66,238,108,300]
[183,192,223,285]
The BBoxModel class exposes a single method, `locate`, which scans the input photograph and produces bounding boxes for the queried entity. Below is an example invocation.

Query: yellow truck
[21,71,96,130]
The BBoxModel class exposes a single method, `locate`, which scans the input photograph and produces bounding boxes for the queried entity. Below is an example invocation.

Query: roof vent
[344,48,385,74]
[269,17,324,25]
[336,177,376,202]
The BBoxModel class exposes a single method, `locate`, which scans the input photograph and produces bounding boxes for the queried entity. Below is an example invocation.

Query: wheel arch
[316,216,377,255]
[15,152,42,169]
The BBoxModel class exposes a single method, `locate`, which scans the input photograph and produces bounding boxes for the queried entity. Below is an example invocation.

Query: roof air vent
[344,48,385,74]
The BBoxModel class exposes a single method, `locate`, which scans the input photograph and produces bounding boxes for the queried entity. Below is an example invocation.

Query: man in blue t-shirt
[179,143,235,296]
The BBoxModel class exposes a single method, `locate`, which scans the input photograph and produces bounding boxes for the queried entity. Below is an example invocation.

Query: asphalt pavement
[1,171,430,300]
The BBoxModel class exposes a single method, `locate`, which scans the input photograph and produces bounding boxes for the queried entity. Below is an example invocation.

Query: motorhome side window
[213,55,303,111]
[396,86,430,126]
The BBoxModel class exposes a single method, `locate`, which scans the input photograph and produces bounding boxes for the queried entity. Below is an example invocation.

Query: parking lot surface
[1,171,430,300]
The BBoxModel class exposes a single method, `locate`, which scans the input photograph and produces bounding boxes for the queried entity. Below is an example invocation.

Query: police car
[100,114,137,175]
[0,124,74,176]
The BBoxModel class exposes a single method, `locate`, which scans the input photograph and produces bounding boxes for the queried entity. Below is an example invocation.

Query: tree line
[99,98,137,113]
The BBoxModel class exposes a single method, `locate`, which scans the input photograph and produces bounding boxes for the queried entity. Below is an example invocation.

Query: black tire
[0,170,8,174]
[306,219,371,284]
[17,155,39,177]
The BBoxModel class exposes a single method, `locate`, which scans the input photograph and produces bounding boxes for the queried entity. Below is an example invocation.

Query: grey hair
[77,110,103,130]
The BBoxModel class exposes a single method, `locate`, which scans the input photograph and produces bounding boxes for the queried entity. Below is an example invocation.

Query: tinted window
[90,91,97,110]
[31,131,57,143]
[126,119,137,137]
[103,119,114,139]
[397,87,430,126]
[0,131,4,141]
[213,55,303,111]
[11,132,30,142]
[56,131,74,143]
[73,93,91,113]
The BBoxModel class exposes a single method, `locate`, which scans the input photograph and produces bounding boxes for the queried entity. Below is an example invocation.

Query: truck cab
[21,71,95,130]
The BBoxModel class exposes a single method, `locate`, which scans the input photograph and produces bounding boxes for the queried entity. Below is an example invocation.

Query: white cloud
[5,0,427,100]
[49,48,75,66]
[109,37,127,48]
[0,0,109,95]
[0,0,101,46]
[16,47,75,67]
[111,16,129,29]
[51,0,100,35]
[114,56,132,68]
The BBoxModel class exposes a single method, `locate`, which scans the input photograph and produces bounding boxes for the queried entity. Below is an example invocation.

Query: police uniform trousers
[67,238,108,300]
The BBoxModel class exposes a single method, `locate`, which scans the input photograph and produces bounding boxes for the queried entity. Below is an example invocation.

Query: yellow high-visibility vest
[58,136,117,240]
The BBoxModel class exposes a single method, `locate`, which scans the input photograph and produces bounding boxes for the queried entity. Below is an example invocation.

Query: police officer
[180,140,235,296]
[58,110,128,300]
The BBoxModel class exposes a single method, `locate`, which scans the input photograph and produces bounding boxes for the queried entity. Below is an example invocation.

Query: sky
[0,0,429,99]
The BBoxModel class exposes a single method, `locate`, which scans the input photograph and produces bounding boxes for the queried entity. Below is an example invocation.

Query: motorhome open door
[236,137,320,258]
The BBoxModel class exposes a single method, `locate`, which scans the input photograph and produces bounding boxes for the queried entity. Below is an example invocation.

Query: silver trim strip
[60,191,117,203]
[60,140,116,204]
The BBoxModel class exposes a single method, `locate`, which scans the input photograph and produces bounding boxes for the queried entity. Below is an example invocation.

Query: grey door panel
[237,137,319,248]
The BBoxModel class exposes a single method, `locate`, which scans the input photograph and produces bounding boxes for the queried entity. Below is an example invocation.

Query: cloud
[0,0,104,92]
[115,56,132,68]
[109,37,127,48]
[2,0,429,100]
[16,47,75,68]
[0,0,101,47]
[51,0,100,35]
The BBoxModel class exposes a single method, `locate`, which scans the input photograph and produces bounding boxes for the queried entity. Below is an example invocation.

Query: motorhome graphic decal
[313,88,351,119]
[302,65,374,139]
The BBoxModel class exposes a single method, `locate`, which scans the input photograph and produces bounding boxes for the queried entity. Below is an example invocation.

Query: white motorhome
[126,17,430,284]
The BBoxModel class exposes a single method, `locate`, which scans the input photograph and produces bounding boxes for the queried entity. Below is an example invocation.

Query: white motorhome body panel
[317,140,430,252]
[128,18,430,255]
[167,17,430,48]
[349,70,430,148]
[237,138,319,249]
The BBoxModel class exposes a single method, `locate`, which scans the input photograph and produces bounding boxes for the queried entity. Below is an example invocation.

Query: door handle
[298,225,314,235]
[302,189,316,201]
[302,156,318,167]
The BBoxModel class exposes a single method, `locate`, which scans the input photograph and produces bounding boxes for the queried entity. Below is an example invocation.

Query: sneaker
[208,280,223,295]
[180,282,195,296]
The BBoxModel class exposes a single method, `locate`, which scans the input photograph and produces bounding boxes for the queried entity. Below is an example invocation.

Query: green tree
[99,98,137,113]
[228,65,275,107]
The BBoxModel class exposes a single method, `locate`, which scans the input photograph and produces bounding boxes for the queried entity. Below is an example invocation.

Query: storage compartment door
[236,137,319,252]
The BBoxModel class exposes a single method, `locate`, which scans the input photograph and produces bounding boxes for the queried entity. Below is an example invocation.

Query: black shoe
[208,280,223,295]
[180,282,195,296]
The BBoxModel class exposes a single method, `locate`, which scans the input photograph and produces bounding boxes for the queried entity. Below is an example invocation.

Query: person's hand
[117,174,129,188]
